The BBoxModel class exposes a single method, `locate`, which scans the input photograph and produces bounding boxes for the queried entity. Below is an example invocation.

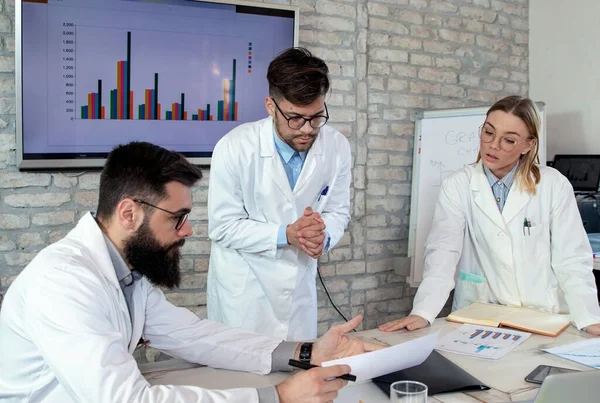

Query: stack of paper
[435,324,531,360]
[321,332,439,382]
[543,338,600,368]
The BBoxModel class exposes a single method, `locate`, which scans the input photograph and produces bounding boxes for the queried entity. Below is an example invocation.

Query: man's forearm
[271,341,301,372]
[257,386,280,403]
[260,342,301,403]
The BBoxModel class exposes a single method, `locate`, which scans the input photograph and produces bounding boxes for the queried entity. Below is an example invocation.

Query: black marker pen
[288,359,357,382]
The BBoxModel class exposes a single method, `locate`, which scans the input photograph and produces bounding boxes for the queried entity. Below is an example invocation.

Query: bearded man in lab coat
[207,47,352,340]
[0,141,383,403]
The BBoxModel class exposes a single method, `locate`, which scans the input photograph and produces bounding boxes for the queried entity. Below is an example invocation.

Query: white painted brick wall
[0,0,529,334]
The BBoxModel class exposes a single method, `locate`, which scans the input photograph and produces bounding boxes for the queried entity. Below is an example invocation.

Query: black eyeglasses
[272,98,329,130]
[133,199,189,231]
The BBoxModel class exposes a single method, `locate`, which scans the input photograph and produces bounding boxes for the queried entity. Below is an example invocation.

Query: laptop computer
[552,154,600,193]
[512,370,600,403]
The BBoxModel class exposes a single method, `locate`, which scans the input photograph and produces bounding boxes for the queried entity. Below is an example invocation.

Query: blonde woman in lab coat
[380,95,600,336]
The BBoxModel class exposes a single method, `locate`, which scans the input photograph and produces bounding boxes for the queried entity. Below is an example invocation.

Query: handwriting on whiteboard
[430,160,455,187]
[445,129,480,156]
[445,130,477,145]
[429,160,446,170]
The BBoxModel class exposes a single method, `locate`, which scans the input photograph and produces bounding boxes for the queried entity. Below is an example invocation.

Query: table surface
[142,319,596,402]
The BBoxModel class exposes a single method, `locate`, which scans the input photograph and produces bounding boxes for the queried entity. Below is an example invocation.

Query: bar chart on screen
[21,0,295,161]
[435,324,531,360]
[71,27,243,122]
[37,0,286,153]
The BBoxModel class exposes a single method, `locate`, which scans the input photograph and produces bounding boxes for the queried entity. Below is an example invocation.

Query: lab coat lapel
[502,183,531,225]
[471,163,507,230]
[69,213,121,290]
[259,118,294,203]
[128,287,145,353]
[294,134,323,194]
[67,213,132,339]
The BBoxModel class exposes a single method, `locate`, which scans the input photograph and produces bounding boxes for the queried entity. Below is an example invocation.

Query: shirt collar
[102,233,141,288]
[483,160,519,189]
[272,124,307,163]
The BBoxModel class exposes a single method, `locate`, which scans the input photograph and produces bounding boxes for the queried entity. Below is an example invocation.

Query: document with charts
[543,338,600,368]
[435,324,531,359]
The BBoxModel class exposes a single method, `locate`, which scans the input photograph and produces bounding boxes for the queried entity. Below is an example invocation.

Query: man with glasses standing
[207,47,352,340]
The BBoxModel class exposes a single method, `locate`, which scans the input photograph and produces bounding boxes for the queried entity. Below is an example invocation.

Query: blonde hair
[476,95,541,194]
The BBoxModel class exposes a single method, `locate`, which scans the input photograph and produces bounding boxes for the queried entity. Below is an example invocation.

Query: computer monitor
[552,155,600,192]
[17,0,298,171]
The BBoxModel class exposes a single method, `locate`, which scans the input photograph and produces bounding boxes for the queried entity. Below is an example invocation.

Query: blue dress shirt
[273,129,307,191]
[483,162,519,212]
[103,234,142,326]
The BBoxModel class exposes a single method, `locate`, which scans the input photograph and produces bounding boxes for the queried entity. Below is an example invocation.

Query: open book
[446,302,571,337]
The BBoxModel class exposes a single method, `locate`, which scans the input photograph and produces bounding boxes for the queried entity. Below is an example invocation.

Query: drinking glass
[390,380,428,402]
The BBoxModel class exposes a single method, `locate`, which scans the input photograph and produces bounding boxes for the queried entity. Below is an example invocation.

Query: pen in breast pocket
[318,185,329,201]
[523,218,531,236]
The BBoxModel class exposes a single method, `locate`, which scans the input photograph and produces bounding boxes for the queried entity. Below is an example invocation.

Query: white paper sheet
[543,338,600,368]
[435,324,531,360]
[321,331,439,382]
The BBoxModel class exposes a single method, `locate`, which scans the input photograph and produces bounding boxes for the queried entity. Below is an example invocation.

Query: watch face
[300,342,313,362]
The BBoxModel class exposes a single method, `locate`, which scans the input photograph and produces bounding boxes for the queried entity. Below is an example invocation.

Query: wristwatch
[299,342,313,363]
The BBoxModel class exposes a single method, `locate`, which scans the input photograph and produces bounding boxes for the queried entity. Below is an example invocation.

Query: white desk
[142,319,595,402]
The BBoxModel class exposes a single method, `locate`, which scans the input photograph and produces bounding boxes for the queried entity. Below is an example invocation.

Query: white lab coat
[0,213,282,403]
[207,117,351,340]
[411,162,600,329]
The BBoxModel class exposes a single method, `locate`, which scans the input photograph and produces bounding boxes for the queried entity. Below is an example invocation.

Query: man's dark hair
[96,141,202,220]
[266,47,329,106]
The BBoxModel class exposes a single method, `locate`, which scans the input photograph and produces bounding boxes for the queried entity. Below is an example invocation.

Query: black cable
[317,265,356,332]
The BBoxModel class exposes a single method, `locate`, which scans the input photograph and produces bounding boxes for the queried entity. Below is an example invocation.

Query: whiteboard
[407,103,546,285]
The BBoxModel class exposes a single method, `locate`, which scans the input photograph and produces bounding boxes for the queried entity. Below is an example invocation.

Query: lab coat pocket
[213,251,250,297]
[311,184,331,213]
[312,195,329,214]
[453,270,490,310]
[523,221,550,262]
[545,286,564,313]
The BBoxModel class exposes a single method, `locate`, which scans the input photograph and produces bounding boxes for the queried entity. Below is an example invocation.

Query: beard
[274,117,318,152]
[124,220,185,289]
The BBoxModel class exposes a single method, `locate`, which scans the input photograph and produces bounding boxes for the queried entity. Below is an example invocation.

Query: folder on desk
[372,350,489,396]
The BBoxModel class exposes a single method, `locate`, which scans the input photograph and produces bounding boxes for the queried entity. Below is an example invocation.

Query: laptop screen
[552,155,600,192]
